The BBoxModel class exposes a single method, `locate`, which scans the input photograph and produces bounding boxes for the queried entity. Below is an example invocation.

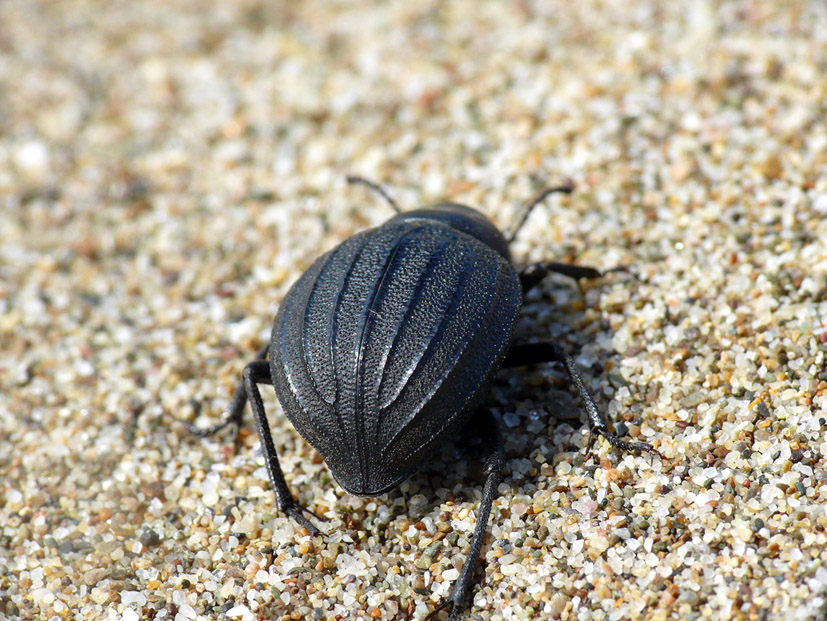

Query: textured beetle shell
[270,219,521,496]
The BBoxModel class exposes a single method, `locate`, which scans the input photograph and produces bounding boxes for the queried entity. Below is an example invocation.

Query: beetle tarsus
[188,388,247,453]
[503,341,660,459]
[422,599,459,621]
[286,501,327,524]
[190,344,269,441]
[283,504,323,536]
[188,411,240,438]
[423,598,452,621]
[589,427,661,457]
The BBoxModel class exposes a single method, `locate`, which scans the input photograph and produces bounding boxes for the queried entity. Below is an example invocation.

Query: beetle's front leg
[519,262,629,295]
[241,360,324,535]
[427,408,504,621]
[503,342,659,456]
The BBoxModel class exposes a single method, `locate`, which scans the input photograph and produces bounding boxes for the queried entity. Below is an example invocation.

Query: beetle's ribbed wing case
[271,220,520,495]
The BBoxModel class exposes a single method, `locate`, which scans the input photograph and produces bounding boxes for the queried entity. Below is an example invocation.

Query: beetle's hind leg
[190,344,269,441]
[503,342,659,457]
[427,408,504,621]
[242,360,323,535]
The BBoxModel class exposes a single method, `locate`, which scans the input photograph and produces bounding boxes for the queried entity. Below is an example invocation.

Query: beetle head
[391,203,511,260]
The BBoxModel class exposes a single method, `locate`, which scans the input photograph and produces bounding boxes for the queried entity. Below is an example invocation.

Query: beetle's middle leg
[428,408,504,621]
[503,342,658,456]
[519,261,626,294]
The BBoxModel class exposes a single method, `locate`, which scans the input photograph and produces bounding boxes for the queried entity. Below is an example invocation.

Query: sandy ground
[2,1,826,620]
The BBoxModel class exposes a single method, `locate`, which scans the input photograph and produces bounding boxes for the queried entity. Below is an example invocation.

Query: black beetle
[193,177,658,619]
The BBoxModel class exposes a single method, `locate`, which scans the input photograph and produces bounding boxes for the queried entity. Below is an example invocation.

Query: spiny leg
[242,360,323,534]
[519,261,629,295]
[426,408,504,621]
[190,343,269,441]
[503,341,658,456]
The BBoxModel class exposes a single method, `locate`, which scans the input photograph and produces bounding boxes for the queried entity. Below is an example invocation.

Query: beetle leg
[190,344,269,441]
[242,360,323,535]
[431,408,504,620]
[519,261,616,294]
[503,342,660,456]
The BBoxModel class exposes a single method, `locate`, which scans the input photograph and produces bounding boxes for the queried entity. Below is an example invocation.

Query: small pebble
[139,529,162,548]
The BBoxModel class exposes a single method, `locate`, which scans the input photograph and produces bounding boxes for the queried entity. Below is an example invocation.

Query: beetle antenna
[346,175,402,214]
[506,184,574,244]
